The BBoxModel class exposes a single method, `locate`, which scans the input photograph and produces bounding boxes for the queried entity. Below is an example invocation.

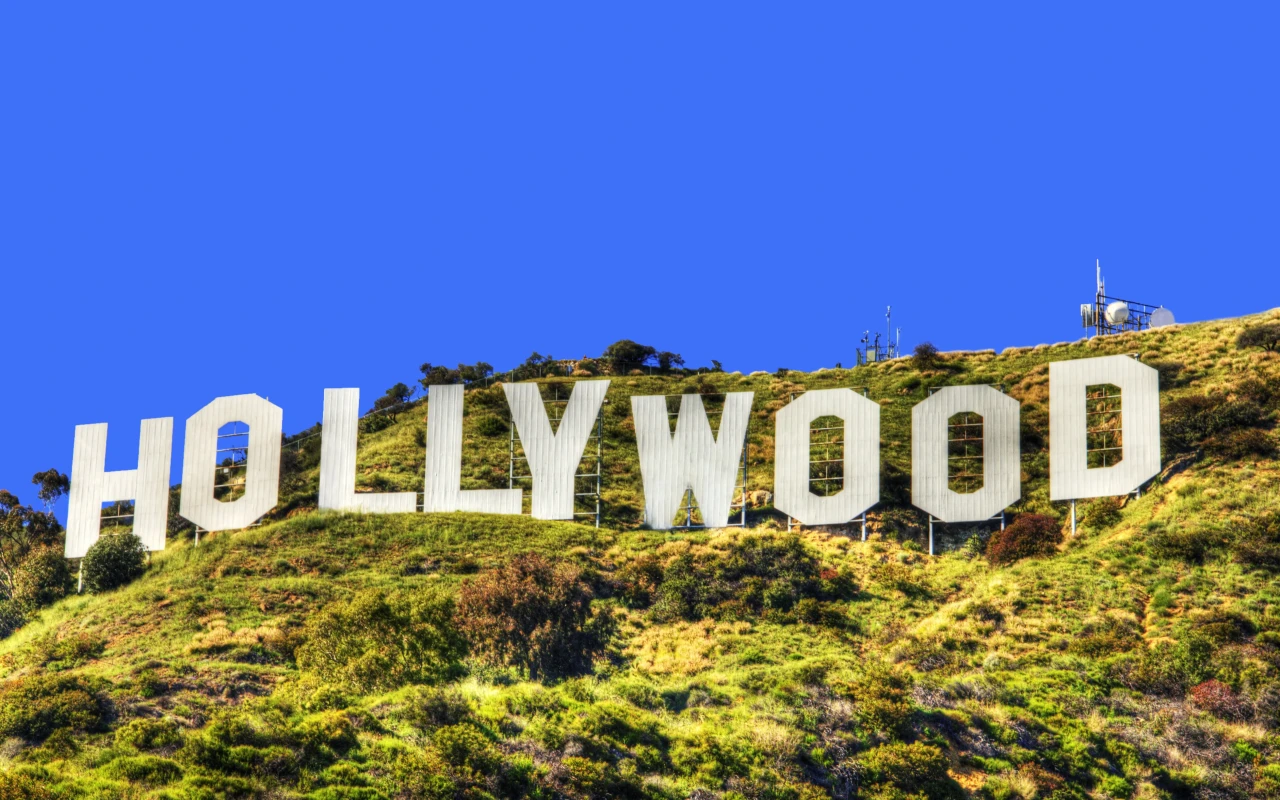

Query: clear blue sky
[2,3,1277,519]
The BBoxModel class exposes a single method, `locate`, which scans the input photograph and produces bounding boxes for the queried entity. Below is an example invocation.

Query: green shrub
[1163,394,1266,452]
[0,674,107,741]
[0,600,24,639]
[116,717,182,751]
[649,534,853,623]
[1206,427,1277,459]
[434,723,500,775]
[0,771,53,800]
[403,686,472,731]
[856,742,962,799]
[473,415,508,437]
[1080,498,1122,530]
[457,553,613,681]
[11,545,72,610]
[1148,525,1222,564]
[81,532,147,593]
[101,755,183,785]
[986,514,1062,565]
[1233,510,1280,571]
[296,588,466,693]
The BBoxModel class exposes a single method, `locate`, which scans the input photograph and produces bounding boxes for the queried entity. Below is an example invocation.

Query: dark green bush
[457,553,613,681]
[473,415,508,437]
[0,674,107,741]
[1206,427,1276,459]
[403,686,472,731]
[986,514,1062,565]
[0,600,24,639]
[649,534,854,623]
[296,588,466,693]
[81,532,147,593]
[1080,498,1122,530]
[1163,394,1266,452]
[1148,525,1223,564]
[11,545,72,610]
[1234,510,1280,571]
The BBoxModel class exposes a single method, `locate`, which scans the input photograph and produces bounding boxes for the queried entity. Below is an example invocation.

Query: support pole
[77,561,83,594]
[860,514,867,542]
[928,516,934,556]
[1070,501,1077,537]
[1001,511,1006,531]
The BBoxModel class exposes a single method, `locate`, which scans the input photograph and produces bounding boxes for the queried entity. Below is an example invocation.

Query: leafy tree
[602,340,656,373]
[370,382,414,415]
[655,351,685,372]
[30,469,70,512]
[419,362,462,388]
[296,588,466,692]
[710,359,724,372]
[457,553,614,681]
[457,362,494,384]
[81,533,147,593]
[0,490,62,600]
[1237,322,1280,352]
[913,341,940,369]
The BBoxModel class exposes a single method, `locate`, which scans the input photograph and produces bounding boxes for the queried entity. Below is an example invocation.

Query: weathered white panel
[319,388,417,513]
[65,418,173,558]
[422,384,522,514]
[911,386,1020,522]
[504,380,610,520]
[774,389,879,525]
[632,392,752,530]
[1049,355,1161,500]
[179,394,283,532]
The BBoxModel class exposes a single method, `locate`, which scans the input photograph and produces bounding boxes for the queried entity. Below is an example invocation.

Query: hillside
[3,311,1280,800]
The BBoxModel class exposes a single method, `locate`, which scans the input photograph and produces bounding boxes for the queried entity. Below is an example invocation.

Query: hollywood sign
[64,354,1160,558]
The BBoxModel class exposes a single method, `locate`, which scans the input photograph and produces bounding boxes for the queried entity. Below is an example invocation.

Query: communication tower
[857,306,903,365]
[1080,261,1174,337]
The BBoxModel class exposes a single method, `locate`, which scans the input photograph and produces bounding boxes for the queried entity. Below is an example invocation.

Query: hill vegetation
[3,311,1280,799]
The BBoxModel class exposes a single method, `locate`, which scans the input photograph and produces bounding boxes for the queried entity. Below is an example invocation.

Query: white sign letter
[1050,355,1160,501]
[319,388,417,513]
[911,385,1020,522]
[774,389,879,525]
[422,384,521,514]
[65,418,173,558]
[180,394,283,532]
[504,380,610,520]
[632,392,752,530]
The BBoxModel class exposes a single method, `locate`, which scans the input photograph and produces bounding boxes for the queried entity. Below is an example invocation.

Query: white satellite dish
[1104,301,1129,325]
[1150,307,1175,328]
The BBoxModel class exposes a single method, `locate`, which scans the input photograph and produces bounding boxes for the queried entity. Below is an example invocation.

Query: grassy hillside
[3,310,1280,800]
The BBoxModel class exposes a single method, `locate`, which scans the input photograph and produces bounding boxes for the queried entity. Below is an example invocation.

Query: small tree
[370,382,414,415]
[457,554,613,681]
[912,341,940,369]
[602,340,656,373]
[31,470,70,512]
[1237,322,1280,352]
[655,351,685,372]
[81,533,147,593]
[11,546,72,610]
[987,514,1063,565]
[0,491,62,600]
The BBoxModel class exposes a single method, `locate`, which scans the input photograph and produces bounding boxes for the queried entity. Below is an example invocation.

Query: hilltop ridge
[3,309,1280,799]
